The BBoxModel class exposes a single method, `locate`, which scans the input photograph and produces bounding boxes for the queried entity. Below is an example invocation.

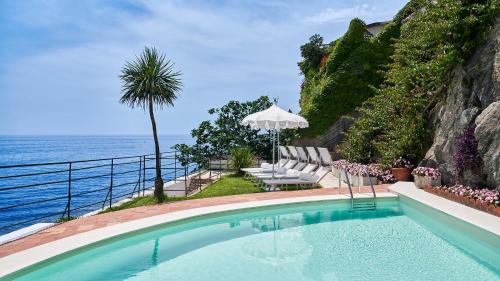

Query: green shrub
[340,0,498,165]
[230,147,254,174]
[298,3,419,137]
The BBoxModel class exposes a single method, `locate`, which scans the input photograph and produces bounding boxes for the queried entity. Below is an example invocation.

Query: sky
[0,0,408,135]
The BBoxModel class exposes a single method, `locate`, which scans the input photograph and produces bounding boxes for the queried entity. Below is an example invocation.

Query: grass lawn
[102,174,262,213]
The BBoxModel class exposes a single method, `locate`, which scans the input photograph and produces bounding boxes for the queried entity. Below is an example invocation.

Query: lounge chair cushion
[299,172,313,181]
[277,167,288,174]
[286,169,300,177]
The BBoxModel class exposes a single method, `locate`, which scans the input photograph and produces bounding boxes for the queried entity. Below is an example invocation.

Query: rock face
[424,19,500,188]
[475,102,500,188]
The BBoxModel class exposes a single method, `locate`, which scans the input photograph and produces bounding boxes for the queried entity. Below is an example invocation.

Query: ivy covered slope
[340,0,499,171]
[298,1,419,137]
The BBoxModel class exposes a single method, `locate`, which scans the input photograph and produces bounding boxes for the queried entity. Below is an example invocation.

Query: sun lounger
[306,147,320,163]
[253,163,318,180]
[279,146,290,160]
[241,159,288,173]
[317,147,333,167]
[287,146,299,160]
[262,167,330,191]
[247,160,301,177]
[296,147,308,163]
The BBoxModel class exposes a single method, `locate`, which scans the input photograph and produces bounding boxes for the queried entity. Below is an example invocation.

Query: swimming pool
[4,198,499,281]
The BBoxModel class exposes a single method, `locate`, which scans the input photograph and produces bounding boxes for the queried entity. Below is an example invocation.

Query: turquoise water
[7,199,500,281]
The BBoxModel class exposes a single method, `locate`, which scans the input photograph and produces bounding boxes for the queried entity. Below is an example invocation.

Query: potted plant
[412,167,441,188]
[332,159,349,178]
[345,163,380,186]
[390,157,413,181]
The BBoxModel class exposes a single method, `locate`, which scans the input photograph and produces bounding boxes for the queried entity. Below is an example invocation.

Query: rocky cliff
[424,19,500,188]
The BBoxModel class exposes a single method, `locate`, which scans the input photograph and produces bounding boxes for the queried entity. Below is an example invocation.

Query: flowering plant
[434,185,499,206]
[411,167,441,180]
[453,125,481,176]
[332,159,350,169]
[391,157,414,169]
[380,170,396,183]
[345,163,383,177]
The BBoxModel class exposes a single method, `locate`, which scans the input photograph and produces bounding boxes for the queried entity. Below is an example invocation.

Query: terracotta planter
[424,187,500,217]
[391,168,411,181]
[414,175,441,189]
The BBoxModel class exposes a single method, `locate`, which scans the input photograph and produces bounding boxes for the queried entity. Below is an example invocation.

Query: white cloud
[304,4,376,25]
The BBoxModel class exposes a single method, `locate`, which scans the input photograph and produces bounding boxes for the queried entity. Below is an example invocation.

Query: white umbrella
[241,103,309,178]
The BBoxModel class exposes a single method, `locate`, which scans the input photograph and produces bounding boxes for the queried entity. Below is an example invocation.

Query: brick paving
[0,185,389,258]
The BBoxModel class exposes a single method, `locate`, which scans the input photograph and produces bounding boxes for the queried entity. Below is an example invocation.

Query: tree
[119,47,182,202]
[298,34,326,76]
[175,96,297,164]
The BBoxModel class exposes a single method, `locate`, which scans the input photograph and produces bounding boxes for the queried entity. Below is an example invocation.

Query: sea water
[0,135,193,234]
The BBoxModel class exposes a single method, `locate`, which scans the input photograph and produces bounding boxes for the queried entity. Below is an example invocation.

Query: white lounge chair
[296,147,308,163]
[279,146,290,160]
[306,147,320,164]
[262,167,330,191]
[317,147,333,167]
[247,160,300,177]
[241,159,288,173]
[287,146,299,160]
[253,163,318,181]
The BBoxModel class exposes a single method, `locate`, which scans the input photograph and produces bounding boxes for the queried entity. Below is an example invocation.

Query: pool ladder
[339,166,377,211]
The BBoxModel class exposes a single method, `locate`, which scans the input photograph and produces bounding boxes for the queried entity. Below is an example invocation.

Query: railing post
[109,158,114,209]
[142,155,146,196]
[198,164,201,191]
[184,163,188,194]
[174,151,177,183]
[67,162,72,219]
[138,156,142,197]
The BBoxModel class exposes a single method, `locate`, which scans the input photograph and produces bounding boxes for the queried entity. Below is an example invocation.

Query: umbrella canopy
[241,104,309,130]
[241,104,309,180]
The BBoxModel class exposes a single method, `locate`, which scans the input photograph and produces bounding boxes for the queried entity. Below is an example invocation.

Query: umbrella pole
[272,129,275,180]
[277,129,280,163]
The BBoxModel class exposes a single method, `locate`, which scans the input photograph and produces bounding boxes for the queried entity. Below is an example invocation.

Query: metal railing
[0,151,223,235]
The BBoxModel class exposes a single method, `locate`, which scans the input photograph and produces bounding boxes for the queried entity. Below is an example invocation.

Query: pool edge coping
[388,182,500,236]
[0,192,397,278]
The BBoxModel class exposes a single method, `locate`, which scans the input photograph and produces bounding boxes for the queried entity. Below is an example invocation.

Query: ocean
[0,135,194,235]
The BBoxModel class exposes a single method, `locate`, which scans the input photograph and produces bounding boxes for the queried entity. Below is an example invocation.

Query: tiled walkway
[0,185,388,258]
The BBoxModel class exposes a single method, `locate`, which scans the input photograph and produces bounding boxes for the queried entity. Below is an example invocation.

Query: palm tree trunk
[149,96,164,202]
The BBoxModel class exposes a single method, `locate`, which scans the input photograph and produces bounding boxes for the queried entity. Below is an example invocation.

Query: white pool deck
[389,182,500,236]
[0,182,499,278]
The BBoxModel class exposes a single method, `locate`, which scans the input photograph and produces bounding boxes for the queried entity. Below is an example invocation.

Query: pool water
[7,199,500,281]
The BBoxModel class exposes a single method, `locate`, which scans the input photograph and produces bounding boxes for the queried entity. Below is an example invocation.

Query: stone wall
[292,113,357,159]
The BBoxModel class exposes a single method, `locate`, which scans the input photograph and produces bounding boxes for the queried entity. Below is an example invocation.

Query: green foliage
[299,13,413,137]
[119,46,182,109]
[324,18,367,75]
[175,96,296,164]
[298,34,327,77]
[229,147,254,174]
[341,0,499,165]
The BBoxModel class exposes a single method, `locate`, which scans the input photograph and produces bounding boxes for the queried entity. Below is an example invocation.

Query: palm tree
[119,47,182,202]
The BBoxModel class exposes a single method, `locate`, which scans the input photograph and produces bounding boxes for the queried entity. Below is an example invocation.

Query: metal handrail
[341,168,354,208]
[0,150,205,234]
[365,166,376,199]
